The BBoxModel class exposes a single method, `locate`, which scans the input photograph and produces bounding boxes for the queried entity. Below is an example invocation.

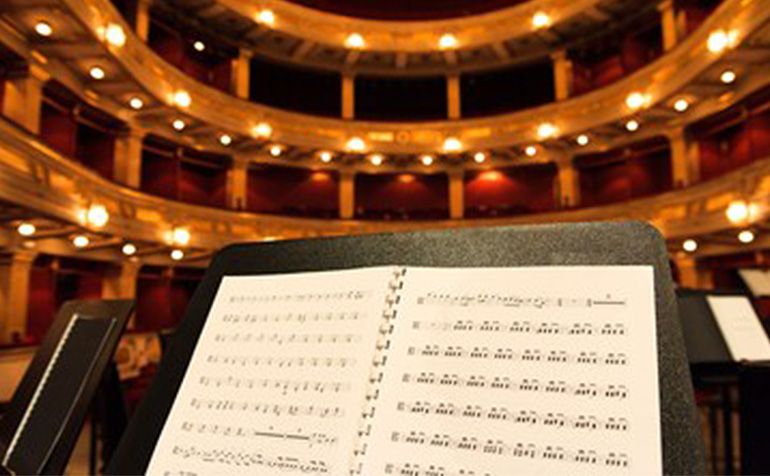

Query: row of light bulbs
[682,200,761,252]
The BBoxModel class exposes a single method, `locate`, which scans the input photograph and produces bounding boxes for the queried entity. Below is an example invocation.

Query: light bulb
[708,29,735,53]
[173,90,191,108]
[443,137,462,152]
[726,200,749,223]
[345,33,365,49]
[369,154,383,166]
[253,122,272,138]
[86,204,109,227]
[674,98,689,112]
[256,10,275,26]
[474,152,486,164]
[129,97,144,110]
[172,227,191,246]
[625,120,640,132]
[173,119,186,131]
[576,135,590,146]
[537,123,558,139]
[421,155,434,166]
[738,230,755,244]
[439,34,458,50]
[625,92,647,110]
[721,70,736,84]
[346,137,366,152]
[525,146,537,157]
[17,223,36,237]
[170,249,184,261]
[532,12,551,29]
[193,41,205,52]
[104,24,126,47]
[89,66,105,80]
[35,21,53,37]
[219,134,232,146]
[319,152,333,163]
[73,235,90,248]
[682,239,698,252]
[122,243,137,256]
[269,145,283,157]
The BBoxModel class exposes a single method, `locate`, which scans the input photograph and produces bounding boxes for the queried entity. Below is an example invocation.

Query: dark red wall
[179,159,228,208]
[464,165,557,217]
[141,147,179,200]
[248,166,339,217]
[75,123,115,180]
[135,267,202,331]
[40,103,78,157]
[355,173,448,220]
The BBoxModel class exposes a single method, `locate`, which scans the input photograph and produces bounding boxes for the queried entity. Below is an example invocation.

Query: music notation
[212,332,361,345]
[169,445,330,474]
[416,292,627,308]
[412,320,627,336]
[180,422,337,447]
[407,345,629,366]
[389,432,630,468]
[395,401,629,432]
[228,290,370,304]
[221,311,362,324]
[383,462,490,476]
[402,373,629,400]
[189,398,345,419]
[206,354,357,369]
[198,375,350,394]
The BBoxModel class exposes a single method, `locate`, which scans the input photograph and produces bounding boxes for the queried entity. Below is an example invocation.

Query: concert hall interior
[0,0,769,474]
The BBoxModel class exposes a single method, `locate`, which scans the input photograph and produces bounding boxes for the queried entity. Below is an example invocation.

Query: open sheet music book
[146,266,661,476]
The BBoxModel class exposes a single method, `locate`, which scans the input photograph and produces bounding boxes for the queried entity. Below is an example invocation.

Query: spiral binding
[351,267,406,475]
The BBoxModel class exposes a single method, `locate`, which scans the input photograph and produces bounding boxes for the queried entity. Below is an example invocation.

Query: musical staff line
[407,345,629,366]
[189,398,345,419]
[416,293,627,309]
[228,290,370,304]
[221,311,362,324]
[180,423,338,447]
[198,375,350,394]
[169,445,330,474]
[412,320,627,336]
[212,332,361,345]
[206,354,357,369]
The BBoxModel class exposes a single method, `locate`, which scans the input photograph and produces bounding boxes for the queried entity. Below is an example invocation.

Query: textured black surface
[107,222,706,475]
[677,291,734,365]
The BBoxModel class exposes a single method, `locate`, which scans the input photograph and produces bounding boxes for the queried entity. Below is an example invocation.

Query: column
[448,169,464,219]
[135,0,151,41]
[113,127,146,188]
[342,74,355,120]
[447,75,461,119]
[227,156,249,210]
[658,0,679,51]
[667,126,700,188]
[103,261,140,329]
[557,157,580,207]
[231,49,252,100]
[0,252,37,343]
[2,65,48,134]
[551,50,573,101]
[339,170,355,219]
[674,256,714,289]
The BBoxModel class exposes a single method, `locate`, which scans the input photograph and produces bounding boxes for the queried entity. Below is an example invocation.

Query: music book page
[146,267,398,476]
[359,266,661,476]
[707,295,770,361]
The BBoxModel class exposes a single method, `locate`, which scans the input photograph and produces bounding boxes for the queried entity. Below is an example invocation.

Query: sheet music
[358,266,661,476]
[707,295,770,361]
[146,267,398,476]
[738,269,770,297]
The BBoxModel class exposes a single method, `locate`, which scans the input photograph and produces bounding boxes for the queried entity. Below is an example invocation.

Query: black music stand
[0,299,134,475]
[108,222,706,475]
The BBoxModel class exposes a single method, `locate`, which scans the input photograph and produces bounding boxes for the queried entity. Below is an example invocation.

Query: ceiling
[282,0,528,21]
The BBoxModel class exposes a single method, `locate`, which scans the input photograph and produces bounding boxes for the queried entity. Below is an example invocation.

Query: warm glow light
[89,66,105,80]
[480,171,503,182]
[738,230,755,244]
[346,137,366,152]
[129,97,144,110]
[253,122,272,138]
[269,145,283,157]
[625,120,640,132]
[674,98,689,112]
[721,70,736,84]
[86,204,109,227]
[193,40,205,52]
[682,239,698,252]
[172,119,185,131]
[319,151,333,163]
[369,154,383,166]
[345,33,365,49]
[104,24,126,47]
[576,134,590,146]
[439,34,458,49]
[726,200,750,223]
[532,12,551,29]
[625,92,648,110]
[443,137,462,152]
[122,243,137,256]
[173,90,192,108]
[398,174,415,184]
[170,249,185,261]
[421,155,434,166]
[17,223,36,237]
[172,228,191,246]
[473,152,486,164]
[311,172,329,182]
[256,9,275,26]
[219,134,232,146]
[73,235,90,248]
[525,146,537,157]
[35,21,53,37]
[537,123,558,139]
[707,29,736,53]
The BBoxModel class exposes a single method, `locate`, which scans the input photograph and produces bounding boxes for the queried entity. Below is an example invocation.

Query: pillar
[135,0,151,41]
[339,170,355,219]
[342,74,355,120]
[231,49,252,100]
[658,0,679,51]
[674,256,714,289]
[113,128,146,188]
[227,156,249,210]
[557,158,580,207]
[2,65,48,134]
[448,169,464,219]
[551,50,573,101]
[0,252,37,343]
[447,75,461,119]
[667,126,700,188]
[103,261,140,329]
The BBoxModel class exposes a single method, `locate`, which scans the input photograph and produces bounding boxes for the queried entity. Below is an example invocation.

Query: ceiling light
[253,122,272,138]
[193,41,205,52]
[86,204,109,227]
[219,134,232,146]
[346,137,366,152]
[170,249,185,261]
[35,21,53,37]
[172,119,186,131]
[682,239,698,252]
[576,135,590,146]
[369,154,384,166]
[173,90,192,108]
[474,152,486,164]
[439,34,458,50]
[625,120,640,132]
[532,12,551,29]
[104,23,126,47]
[172,227,190,246]
[525,146,537,157]
[708,29,736,53]
[726,200,749,223]
[129,97,144,110]
[625,92,648,110]
[345,33,365,49]
[421,155,434,166]
[256,9,275,26]
[17,223,36,237]
[443,137,462,153]
[319,151,333,163]
[269,145,283,157]
[73,235,90,248]
[674,98,689,112]
[89,66,105,80]
[537,123,558,139]
[738,230,755,244]
[122,243,137,256]
[720,70,736,84]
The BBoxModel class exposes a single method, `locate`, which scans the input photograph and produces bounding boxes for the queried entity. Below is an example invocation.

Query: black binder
[108,222,706,475]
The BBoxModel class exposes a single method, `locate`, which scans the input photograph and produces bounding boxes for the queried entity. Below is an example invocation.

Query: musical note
[205,354,357,368]
[412,320,627,337]
[198,375,350,394]
[212,332,362,345]
[228,290,370,304]
[170,445,330,474]
[179,422,337,447]
[415,292,626,309]
[406,345,629,366]
[221,311,362,324]
[189,398,345,419]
